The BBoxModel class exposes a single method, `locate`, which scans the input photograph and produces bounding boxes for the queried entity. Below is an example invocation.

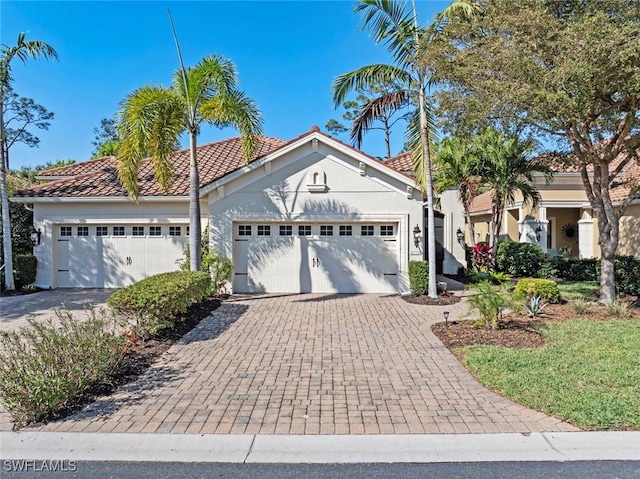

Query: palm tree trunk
[188,130,201,272]
[465,208,476,248]
[0,84,16,291]
[384,117,391,159]
[418,83,438,299]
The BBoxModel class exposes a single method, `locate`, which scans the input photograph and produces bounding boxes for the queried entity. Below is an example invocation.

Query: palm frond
[174,55,239,111]
[1,32,58,84]
[355,0,416,67]
[331,64,413,107]
[199,89,264,162]
[350,89,409,148]
[116,86,185,200]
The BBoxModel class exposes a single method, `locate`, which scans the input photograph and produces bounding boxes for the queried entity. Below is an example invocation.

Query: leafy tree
[476,129,553,260]
[326,82,410,159]
[117,54,263,271]
[0,33,58,291]
[434,136,483,247]
[2,85,54,169]
[427,0,640,304]
[91,117,119,157]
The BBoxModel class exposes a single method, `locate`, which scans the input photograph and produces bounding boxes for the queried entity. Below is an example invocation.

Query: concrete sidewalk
[2,431,639,463]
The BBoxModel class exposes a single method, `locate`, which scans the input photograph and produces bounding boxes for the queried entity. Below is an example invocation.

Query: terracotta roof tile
[469,190,494,214]
[384,152,413,176]
[17,136,285,199]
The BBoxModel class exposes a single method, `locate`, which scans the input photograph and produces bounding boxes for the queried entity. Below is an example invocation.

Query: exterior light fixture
[30,227,42,247]
[443,311,450,327]
[535,224,542,242]
[456,227,465,245]
[413,224,421,248]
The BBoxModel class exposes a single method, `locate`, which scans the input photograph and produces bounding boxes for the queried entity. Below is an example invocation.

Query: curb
[2,432,639,463]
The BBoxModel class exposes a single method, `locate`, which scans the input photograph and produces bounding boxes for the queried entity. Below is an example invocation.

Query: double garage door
[233,222,400,293]
[56,224,188,288]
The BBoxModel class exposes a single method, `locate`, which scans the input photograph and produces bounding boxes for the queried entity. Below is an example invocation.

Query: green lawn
[557,280,599,299]
[463,318,640,430]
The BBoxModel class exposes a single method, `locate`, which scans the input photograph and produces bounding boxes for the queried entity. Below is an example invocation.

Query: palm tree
[117,54,263,271]
[0,33,58,291]
[476,129,552,258]
[434,136,483,248]
[332,0,442,297]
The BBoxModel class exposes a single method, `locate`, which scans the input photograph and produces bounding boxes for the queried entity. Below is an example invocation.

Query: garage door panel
[233,223,399,294]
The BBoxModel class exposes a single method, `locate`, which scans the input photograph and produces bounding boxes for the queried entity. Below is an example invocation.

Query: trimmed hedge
[513,278,562,304]
[548,256,598,282]
[496,242,545,277]
[409,260,428,295]
[107,271,211,338]
[615,255,640,296]
[14,254,37,289]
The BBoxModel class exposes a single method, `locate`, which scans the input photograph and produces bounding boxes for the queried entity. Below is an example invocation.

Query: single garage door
[233,222,399,293]
[56,224,188,288]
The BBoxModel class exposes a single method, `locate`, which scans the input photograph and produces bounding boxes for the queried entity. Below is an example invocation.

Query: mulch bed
[431,301,640,352]
[402,292,462,306]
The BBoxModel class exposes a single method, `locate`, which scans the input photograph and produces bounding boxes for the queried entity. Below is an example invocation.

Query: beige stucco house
[15,127,463,292]
[464,156,640,259]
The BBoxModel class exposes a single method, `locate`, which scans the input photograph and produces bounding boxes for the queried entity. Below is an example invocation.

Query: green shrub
[513,278,562,304]
[614,255,640,296]
[571,296,592,315]
[0,309,127,429]
[465,280,514,330]
[551,256,598,281]
[181,227,233,294]
[107,271,211,338]
[408,260,428,295]
[496,242,546,277]
[13,254,37,289]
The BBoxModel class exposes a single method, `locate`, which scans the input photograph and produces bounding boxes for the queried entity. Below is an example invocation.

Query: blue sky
[2,0,451,170]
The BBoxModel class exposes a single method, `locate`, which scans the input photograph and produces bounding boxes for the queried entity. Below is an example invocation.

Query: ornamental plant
[472,243,493,272]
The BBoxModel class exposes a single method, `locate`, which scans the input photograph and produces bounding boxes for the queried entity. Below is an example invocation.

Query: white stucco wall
[207,141,424,292]
[437,189,467,274]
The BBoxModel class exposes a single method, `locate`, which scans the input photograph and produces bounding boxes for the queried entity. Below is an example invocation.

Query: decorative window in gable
[306,166,327,193]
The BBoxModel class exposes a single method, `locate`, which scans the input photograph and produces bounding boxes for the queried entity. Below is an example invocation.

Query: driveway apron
[8,294,578,435]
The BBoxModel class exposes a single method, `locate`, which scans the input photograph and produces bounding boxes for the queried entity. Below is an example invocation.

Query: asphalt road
[3,461,640,479]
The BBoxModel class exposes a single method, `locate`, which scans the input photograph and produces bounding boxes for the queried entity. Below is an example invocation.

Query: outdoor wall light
[443,311,450,327]
[456,227,465,245]
[30,227,42,247]
[413,224,422,248]
[535,224,542,242]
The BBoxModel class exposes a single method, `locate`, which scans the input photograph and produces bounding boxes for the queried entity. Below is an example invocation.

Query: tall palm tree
[117,54,263,271]
[476,129,552,257]
[332,0,441,297]
[434,136,483,248]
[0,33,58,291]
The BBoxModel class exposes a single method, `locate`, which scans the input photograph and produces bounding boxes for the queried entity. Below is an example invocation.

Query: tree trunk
[188,130,201,272]
[597,210,619,305]
[418,83,438,299]
[0,84,15,291]
[465,207,476,248]
[384,118,391,159]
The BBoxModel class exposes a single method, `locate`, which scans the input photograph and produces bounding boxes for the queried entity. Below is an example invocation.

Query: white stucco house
[14,127,467,293]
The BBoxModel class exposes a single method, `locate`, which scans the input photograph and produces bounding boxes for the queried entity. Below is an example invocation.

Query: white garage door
[233,222,399,293]
[56,224,188,288]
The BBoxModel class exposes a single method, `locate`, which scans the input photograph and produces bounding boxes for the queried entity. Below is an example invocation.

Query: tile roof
[384,152,413,176]
[16,136,286,199]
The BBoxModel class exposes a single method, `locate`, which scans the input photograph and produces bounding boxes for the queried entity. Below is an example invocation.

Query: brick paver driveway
[17,294,578,434]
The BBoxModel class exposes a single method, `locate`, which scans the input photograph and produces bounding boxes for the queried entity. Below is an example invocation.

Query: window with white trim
[279,225,292,236]
[169,226,181,236]
[257,225,271,236]
[238,225,252,236]
[320,225,333,236]
[77,226,89,237]
[380,225,394,236]
[60,226,72,237]
[113,226,125,236]
[361,225,374,236]
[96,226,108,237]
[149,226,162,237]
[132,226,145,236]
[339,225,352,236]
[298,225,311,236]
